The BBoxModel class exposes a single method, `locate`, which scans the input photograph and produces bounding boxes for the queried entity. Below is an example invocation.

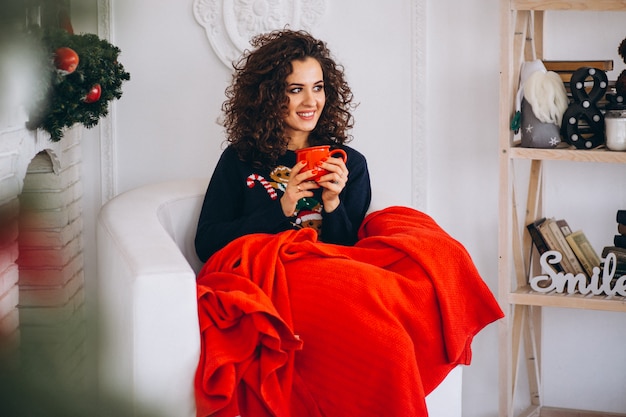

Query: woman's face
[283,57,326,144]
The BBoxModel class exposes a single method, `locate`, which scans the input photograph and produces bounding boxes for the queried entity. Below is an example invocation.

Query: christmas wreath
[27,27,130,141]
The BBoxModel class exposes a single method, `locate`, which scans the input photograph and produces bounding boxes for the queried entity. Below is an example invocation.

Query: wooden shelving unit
[498,1,626,416]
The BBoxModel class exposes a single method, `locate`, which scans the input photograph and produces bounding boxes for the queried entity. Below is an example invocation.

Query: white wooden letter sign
[530,251,626,296]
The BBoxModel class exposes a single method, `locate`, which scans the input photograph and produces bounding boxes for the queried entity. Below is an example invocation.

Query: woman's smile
[297,110,316,119]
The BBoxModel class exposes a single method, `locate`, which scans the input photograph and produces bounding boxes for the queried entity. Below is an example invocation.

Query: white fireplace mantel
[0,120,71,207]
[0,109,84,363]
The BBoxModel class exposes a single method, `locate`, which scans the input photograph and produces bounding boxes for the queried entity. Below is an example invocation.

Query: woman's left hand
[316,156,349,213]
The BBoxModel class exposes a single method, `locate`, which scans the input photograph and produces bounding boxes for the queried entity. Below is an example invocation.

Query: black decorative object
[615,36,626,97]
[604,38,626,151]
[560,67,608,149]
[605,38,626,114]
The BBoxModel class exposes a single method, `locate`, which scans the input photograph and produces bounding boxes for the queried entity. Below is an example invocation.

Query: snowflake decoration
[549,136,560,147]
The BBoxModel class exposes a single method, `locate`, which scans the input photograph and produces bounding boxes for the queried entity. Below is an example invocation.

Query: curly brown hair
[222,29,355,167]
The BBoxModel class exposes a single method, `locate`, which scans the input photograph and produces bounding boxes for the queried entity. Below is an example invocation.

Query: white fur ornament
[524,70,568,125]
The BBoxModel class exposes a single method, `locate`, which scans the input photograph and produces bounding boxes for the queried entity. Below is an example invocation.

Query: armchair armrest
[97,179,207,417]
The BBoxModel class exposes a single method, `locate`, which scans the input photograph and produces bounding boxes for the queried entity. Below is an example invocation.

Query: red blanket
[195,206,503,417]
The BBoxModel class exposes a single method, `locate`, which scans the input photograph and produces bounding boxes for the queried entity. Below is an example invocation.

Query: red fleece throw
[195,206,504,417]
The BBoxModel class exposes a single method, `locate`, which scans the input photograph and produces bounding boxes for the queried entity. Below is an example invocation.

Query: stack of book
[599,209,626,278]
[614,210,626,249]
[527,217,600,279]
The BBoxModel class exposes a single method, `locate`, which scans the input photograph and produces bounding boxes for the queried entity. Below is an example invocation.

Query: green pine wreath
[27,27,130,141]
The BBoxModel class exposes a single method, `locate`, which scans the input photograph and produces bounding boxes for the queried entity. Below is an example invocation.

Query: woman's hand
[280,161,319,217]
[316,156,349,213]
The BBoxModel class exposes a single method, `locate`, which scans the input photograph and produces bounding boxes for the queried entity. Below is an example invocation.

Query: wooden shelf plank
[509,286,626,312]
[514,398,626,416]
[511,0,626,11]
[540,406,626,417]
[506,146,626,163]
[518,404,542,417]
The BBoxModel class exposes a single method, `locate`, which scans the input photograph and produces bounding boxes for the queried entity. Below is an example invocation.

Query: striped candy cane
[246,174,278,200]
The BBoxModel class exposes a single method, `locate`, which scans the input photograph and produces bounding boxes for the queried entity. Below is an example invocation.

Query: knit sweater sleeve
[320,147,372,246]
[194,148,293,262]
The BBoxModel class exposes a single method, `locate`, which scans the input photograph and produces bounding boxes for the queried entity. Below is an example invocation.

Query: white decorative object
[193,0,326,67]
[530,251,626,296]
[605,109,626,151]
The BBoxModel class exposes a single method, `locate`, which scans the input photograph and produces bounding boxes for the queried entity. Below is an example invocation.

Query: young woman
[194,29,371,262]
[194,30,504,417]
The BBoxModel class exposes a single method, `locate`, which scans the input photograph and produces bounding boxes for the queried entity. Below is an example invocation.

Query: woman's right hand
[280,160,319,217]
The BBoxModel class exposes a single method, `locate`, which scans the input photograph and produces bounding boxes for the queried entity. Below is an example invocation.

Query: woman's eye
[287,85,324,94]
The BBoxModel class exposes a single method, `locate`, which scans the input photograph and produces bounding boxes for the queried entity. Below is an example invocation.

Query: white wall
[426,2,502,416]
[111,0,416,203]
[112,1,229,189]
[73,1,626,416]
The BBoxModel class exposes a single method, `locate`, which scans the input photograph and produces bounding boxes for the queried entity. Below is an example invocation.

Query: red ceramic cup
[295,145,348,182]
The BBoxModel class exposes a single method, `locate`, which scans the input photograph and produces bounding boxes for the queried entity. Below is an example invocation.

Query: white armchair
[96,178,462,417]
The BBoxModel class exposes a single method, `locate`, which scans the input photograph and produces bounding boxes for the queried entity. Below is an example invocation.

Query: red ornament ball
[53,47,79,74]
[84,84,102,103]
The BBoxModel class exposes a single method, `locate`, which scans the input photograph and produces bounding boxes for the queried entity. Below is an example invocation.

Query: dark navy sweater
[195,145,371,262]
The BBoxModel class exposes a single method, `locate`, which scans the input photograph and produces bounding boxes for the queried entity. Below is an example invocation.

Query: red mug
[295,145,348,182]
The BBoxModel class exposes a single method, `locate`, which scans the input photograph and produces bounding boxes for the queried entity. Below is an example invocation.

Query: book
[543,60,614,83]
[602,246,626,259]
[601,246,626,270]
[539,217,571,273]
[600,246,626,284]
[616,209,626,225]
[566,230,601,278]
[527,218,549,253]
[548,219,586,276]
[538,218,572,273]
[543,60,614,72]
[527,217,563,272]
[614,234,626,249]
[555,219,573,237]
[618,223,626,235]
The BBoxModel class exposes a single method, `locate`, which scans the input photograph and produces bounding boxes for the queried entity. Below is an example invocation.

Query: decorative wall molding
[411,0,428,211]
[193,0,326,68]
[97,0,117,203]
